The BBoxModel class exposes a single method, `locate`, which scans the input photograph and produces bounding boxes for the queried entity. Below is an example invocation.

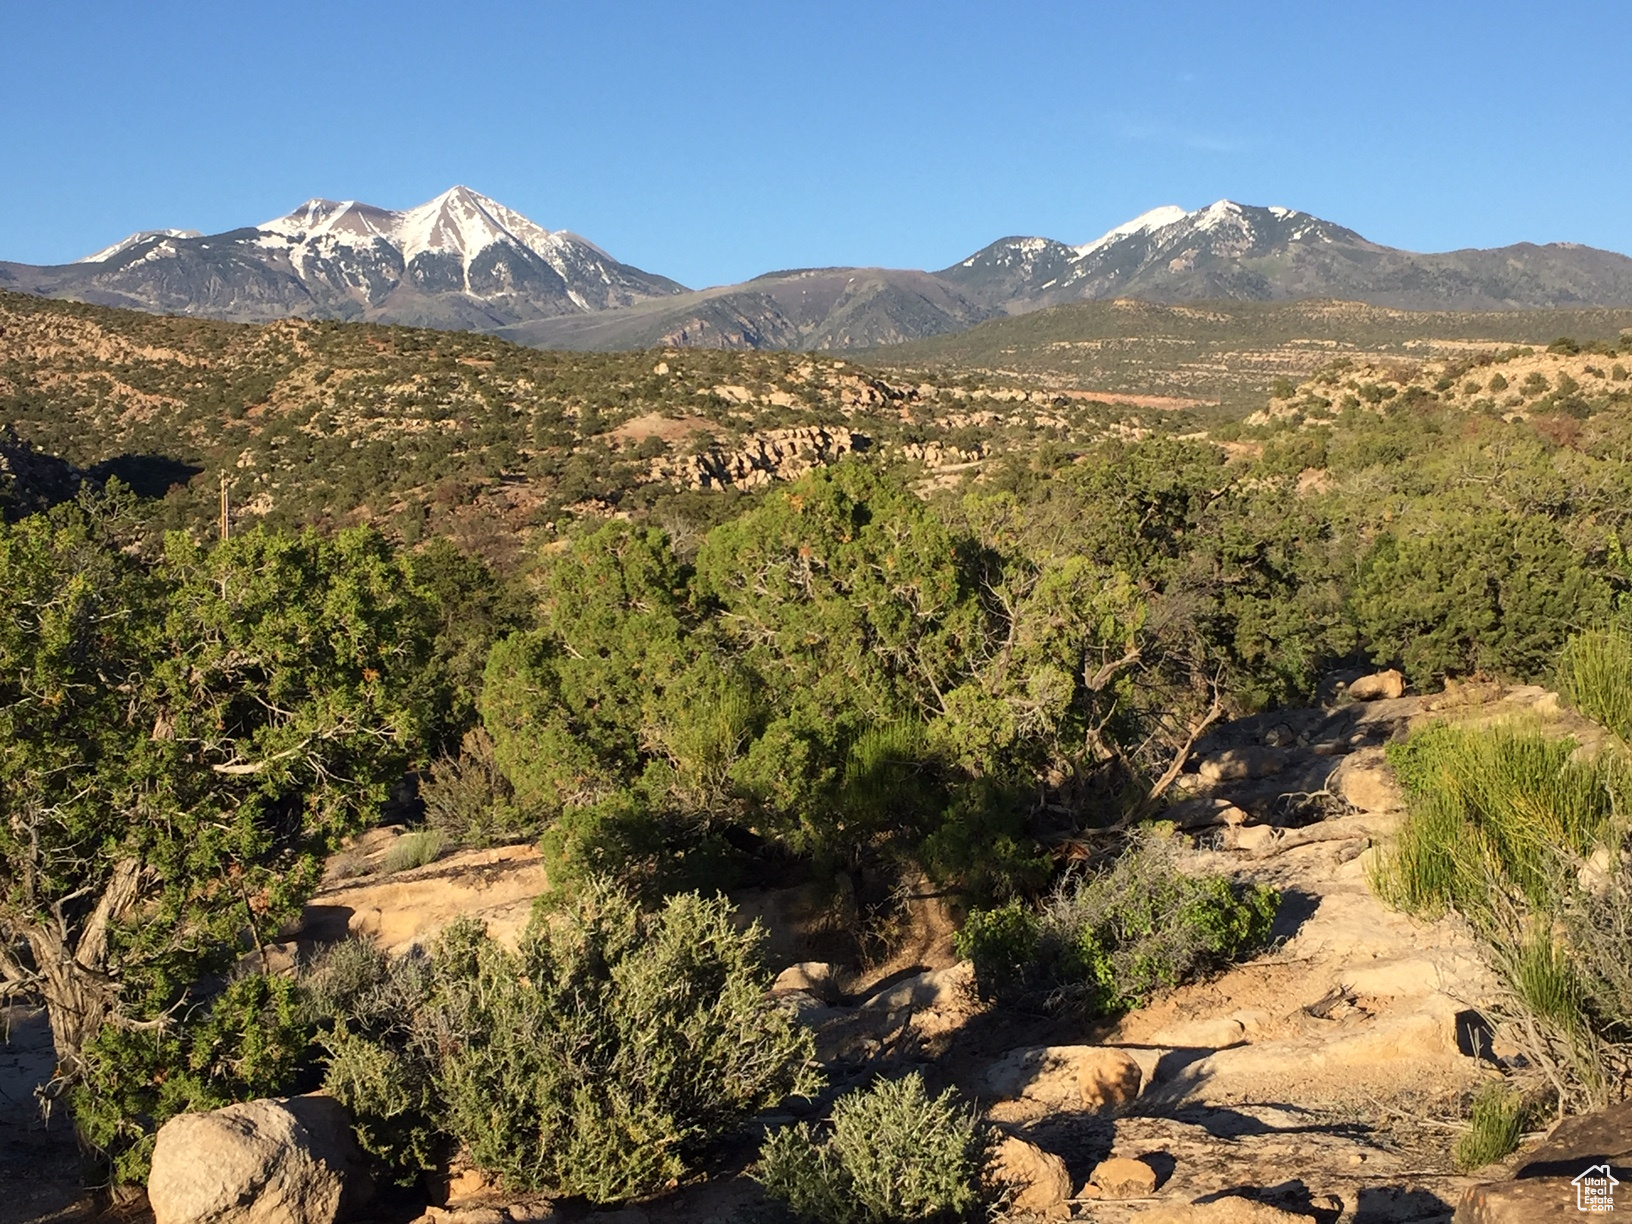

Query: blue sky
[3,1,1630,288]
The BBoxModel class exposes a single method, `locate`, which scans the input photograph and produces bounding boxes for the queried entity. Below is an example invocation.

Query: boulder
[1453,1178,1589,1221]
[1330,747,1405,814]
[1147,1017,1246,1049]
[1226,825,1279,854]
[1517,1098,1632,1178]
[858,962,971,1015]
[771,961,844,1003]
[148,1095,370,1224]
[1137,1197,1314,1222]
[428,1149,502,1207]
[985,1044,1142,1109]
[985,1045,1142,1112]
[1456,1100,1632,1221]
[415,1211,509,1224]
[987,1135,1072,1218]
[1088,1155,1159,1198]
[1347,670,1406,701]
[1196,747,1289,784]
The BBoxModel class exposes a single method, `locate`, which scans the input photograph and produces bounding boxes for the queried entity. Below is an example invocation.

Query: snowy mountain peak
[257,187,560,265]
[1073,205,1189,258]
[77,229,202,264]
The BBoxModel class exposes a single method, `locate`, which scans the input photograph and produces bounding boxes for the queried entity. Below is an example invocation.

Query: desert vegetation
[6,292,1632,1215]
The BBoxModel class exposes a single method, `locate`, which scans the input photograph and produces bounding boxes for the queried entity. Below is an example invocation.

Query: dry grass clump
[1373,698,1632,1111]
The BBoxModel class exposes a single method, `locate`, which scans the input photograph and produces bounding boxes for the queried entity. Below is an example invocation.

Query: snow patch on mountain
[78,229,203,264]
[1072,205,1189,258]
[250,185,660,299]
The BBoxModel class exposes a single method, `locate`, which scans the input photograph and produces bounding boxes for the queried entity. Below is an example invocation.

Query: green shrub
[957,834,1279,1014]
[1454,1082,1528,1171]
[1374,718,1632,1109]
[382,829,445,874]
[420,727,532,847]
[304,940,442,1181]
[73,973,311,1184]
[318,881,816,1201]
[954,900,1041,997]
[756,1074,984,1224]
[1352,512,1606,687]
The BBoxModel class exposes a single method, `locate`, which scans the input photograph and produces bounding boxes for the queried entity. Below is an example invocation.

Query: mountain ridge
[2,186,685,331]
[7,191,1632,351]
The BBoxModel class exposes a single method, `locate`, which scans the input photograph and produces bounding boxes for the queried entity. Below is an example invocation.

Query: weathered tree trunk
[18,858,144,1081]
[28,929,120,1080]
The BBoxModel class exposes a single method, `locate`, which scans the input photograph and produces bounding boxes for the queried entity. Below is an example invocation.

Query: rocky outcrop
[985,1045,1143,1112]
[297,842,549,955]
[1136,1198,1315,1222]
[1087,1155,1160,1199]
[654,426,868,490]
[988,1135,1072,1218]
[1347,669,1406,701]
[1455,1100,1632,1222]
[147,1096,370,1224]
[898,439,982,468]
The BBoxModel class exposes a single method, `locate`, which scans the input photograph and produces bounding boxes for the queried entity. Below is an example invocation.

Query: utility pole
[219,470,230,542]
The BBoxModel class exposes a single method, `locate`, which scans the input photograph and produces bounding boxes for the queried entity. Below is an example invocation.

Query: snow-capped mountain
[7,187,684,328]
[939,200,1373,305]
[77,229,203,264]
[8,194,1632,351]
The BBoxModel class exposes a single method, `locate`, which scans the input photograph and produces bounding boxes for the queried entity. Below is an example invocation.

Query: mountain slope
[0,187,685,328]
[498,267,997,352]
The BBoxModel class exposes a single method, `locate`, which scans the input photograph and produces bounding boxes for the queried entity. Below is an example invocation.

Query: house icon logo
[1575,1164,1619,1213]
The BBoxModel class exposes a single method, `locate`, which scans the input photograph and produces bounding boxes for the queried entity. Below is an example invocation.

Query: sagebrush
[955,833,1279,1013]
[312,879,817,1201]
[757,1073,985,1224]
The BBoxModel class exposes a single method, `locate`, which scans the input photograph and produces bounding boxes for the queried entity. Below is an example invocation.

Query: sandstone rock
[1579,844,1617,895]
[1079,1050,1142,1110]
[1453,1177,1584,1221]
[1136,1197,1314,1222]
[1261,723,1297,748]
[771,961,844,1003]
[428,1151,501,1207]
[148,1096,370,1224]
[988,1135,1072,1217]
[1227,825,1279,854]
[1196,747,1289,784]
[859,963,972,1015]
[1148,1017,1246,1049]
[301,844,549,955]
[1089,1155,1159,1198]
[1517,1098,1632,1178]
[1347,669,1406,701]
[986,1045,1143,1111]
[1340,957,1441,998]
[1079,1048,1144,1111]
[416,1210,509,1224]
[1330,747,1405,814]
